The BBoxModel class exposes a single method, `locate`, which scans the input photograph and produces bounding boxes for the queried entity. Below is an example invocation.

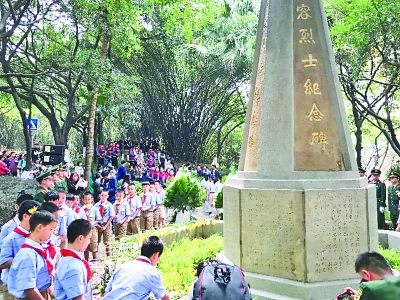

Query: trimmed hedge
[0,176,39,226]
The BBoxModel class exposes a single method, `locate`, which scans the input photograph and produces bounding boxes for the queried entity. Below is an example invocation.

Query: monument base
[217,252,359,300]
[223,182,377,283]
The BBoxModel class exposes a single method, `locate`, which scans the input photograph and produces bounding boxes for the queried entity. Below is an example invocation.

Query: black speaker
[42,154,64,165]
[43,145,65,155]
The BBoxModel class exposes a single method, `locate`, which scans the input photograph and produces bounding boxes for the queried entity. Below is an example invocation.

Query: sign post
[26,118,38,147]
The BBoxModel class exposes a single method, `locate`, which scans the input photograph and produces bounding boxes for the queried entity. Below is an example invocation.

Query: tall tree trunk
[96,113,104,146]
[84,34,109,185]
[352,103,363,168]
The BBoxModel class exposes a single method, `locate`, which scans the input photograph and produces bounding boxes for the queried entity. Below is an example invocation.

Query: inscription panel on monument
[304,189,369,282]
[293,0,345,171]
[240,189,305,281]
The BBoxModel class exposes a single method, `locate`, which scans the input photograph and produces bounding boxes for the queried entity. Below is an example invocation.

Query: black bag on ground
[192,263,252,300]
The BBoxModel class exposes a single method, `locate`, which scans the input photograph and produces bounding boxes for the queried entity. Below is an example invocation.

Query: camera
[336,291,352,300]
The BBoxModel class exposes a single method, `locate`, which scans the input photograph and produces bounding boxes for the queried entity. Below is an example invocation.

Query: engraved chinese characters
[305,189,367,282]
[294,1,345,171]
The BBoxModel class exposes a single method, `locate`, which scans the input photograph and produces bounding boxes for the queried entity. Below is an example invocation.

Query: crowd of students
[0,167,169,297]
[0,190,171,300]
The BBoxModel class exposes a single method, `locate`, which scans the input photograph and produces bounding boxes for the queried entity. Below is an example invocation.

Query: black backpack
[192,263,252,300]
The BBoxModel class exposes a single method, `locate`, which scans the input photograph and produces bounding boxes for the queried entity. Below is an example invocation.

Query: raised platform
[217,252,359,300]
[378,230,400,250]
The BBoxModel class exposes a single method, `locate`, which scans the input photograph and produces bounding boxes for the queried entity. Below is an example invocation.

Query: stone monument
[222,0,378,299]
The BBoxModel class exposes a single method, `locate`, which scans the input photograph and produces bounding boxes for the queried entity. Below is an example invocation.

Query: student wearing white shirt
[140,182,156,231]
[126,185,142,234]
[104,236,170,300]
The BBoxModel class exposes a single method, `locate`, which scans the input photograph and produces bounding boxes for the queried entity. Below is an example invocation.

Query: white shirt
[104,256,166,300]
[74,166,84,176]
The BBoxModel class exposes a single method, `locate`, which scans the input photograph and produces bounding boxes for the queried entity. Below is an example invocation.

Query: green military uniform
[54,178,68,191]
[355,275,400,300]
[34,188,49,203]
[54,164,69,192]
[371,169,386,230]
[34,171,52,203]
[388,172,400,230]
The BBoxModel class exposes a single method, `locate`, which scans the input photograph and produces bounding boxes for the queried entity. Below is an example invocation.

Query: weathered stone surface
[304,189,370,282]
[223,0,378,298]
[240,189,305,281]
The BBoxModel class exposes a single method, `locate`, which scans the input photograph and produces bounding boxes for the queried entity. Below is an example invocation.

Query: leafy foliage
[325,0,400,164]
[165,172,205,212]
[158,234,223,295]
[380,247,400,271]
[215,188,223,209]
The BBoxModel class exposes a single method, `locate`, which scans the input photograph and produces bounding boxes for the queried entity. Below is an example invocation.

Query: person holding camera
[337,252,398,300]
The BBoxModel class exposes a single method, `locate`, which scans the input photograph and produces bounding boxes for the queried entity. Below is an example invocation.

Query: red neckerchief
[43,241,57,259]
[136,257,151,265]
[141,194,147,206]
[60,249,93,283]
[115,201,121,215]
[75,207,80,214]
[13,227,30,238]
[99,204,104,217]
[21,243,54,276]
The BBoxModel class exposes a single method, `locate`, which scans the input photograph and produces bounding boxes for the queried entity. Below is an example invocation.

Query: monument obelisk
[222,1,378,299]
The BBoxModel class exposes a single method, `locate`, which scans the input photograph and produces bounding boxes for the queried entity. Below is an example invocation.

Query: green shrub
[380,247,400,271]
[0,176,39,226]
[215,188,223,209]
[158,234,223,295]
[133,180,143,194]
[165,172,205,213]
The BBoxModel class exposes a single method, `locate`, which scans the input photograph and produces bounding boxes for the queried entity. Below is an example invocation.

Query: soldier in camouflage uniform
[370,169,386,229]
[387,172,400,230]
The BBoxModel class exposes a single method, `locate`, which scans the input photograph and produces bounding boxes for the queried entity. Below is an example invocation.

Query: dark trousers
[98,157,105,167]
[391,214,399,230]
[111,156,118,169]
[378,210,385,229]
